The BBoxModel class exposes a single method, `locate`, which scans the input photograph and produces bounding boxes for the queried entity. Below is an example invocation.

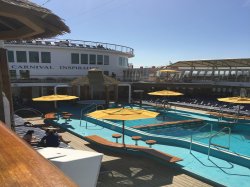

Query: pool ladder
[80,104,104,128]
[208,127,231,159]
[189,123,213,153]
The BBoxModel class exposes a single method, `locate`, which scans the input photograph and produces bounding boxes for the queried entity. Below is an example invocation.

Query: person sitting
[23,130,37,144]
[40,129,60,147]
[58,134,71,144]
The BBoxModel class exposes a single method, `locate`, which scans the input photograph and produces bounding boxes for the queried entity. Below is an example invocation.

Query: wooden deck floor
[133,119,204,130]
[59,131,213,187]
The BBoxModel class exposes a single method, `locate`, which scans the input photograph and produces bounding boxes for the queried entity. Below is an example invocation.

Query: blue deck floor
[53,117,250,187]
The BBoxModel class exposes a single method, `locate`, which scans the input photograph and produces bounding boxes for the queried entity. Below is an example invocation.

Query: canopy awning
[169,58,250,68]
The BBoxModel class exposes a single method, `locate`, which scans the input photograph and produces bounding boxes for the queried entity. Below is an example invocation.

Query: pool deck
[59,131,213,187]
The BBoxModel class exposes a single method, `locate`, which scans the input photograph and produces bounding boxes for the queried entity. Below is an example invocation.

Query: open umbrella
[32,94,78,108]
[87,108,159,144]
[217,97,250,104]
[158,69,180,73]
[217,96,250,121]
[148,90,183,109]
[148,90,183,96]
[32,94,78,101]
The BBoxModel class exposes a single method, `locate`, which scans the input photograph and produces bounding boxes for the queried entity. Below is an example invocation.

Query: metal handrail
[84,105,104,129]
[14,108,43,117]
[4,38,134,56]
[208,126,231,159]
[79,104,104,127]
[190,123,213,153]
[79,104,96,126]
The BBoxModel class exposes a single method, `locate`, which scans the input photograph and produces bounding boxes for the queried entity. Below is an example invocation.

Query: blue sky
[33,0,250,67]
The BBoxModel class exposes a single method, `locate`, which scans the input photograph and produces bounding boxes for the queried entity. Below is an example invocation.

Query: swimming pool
[104,105,250,158]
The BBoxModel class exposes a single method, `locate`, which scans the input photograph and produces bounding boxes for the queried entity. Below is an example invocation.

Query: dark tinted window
[81,54,88,64]
[16,51,27,63]
[71,53,79,64]
[29,51,39,63]
[41,52,51,63]
[7,51,14,62]
[89,54,96,64]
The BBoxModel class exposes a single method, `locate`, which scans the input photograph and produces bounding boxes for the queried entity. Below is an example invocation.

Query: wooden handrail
[0,121,77,187]
[133,119,204,130]
[84,135,182,163]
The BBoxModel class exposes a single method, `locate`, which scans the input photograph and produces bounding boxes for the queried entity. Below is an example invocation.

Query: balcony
[5,38,134,57]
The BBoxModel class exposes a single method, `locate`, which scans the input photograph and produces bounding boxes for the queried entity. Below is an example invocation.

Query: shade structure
[148,90,183,97]
[32,95,78,102]
[71,73,119,86]
[217,97,250,104]
[87,108,159,144]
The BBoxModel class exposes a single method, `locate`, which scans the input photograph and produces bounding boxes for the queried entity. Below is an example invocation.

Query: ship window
[71,53,79,64]
[19,70,30,79]
[97,55,103,65]
[104,55,109,65]
[7,51,14,62]
[89,54,96,64]
[10,70,16,79]
[41,52,51,63]
[122,57,125,66]
[81,54,88,64]
[125,58,128,67]
[119,57,122,66]
[16,51,27,63]
[29,51,39,63]
[199,71,205,76]
[118,57,127,66]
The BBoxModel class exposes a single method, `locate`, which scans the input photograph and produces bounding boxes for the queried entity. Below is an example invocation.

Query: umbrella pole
[122,120,125,145]
[236,105,241,122]
[54,101,57,108]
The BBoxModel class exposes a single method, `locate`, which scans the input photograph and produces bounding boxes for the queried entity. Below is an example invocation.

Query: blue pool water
[145,121,250,157]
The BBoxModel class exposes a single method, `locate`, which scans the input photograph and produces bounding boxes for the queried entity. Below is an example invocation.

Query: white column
[0,41,4,47]
[128,84,131,103]
[78,85,81,97]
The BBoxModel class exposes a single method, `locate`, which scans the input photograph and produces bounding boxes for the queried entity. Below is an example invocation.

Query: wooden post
[114,85,118,104]
[0,71,5,122]
[105,85,110,108]
[0,48,14,130]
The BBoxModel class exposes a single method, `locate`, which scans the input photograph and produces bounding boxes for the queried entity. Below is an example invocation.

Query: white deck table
[38,147,103,187]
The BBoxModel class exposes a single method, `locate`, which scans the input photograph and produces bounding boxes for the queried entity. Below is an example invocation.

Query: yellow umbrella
[217,97,250,120]
[32,94,78,101]
[148,90,183,109]
[217,97,250,104]
[87,108,159,144]
[148,90,183,96]
[159,69,180,73]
